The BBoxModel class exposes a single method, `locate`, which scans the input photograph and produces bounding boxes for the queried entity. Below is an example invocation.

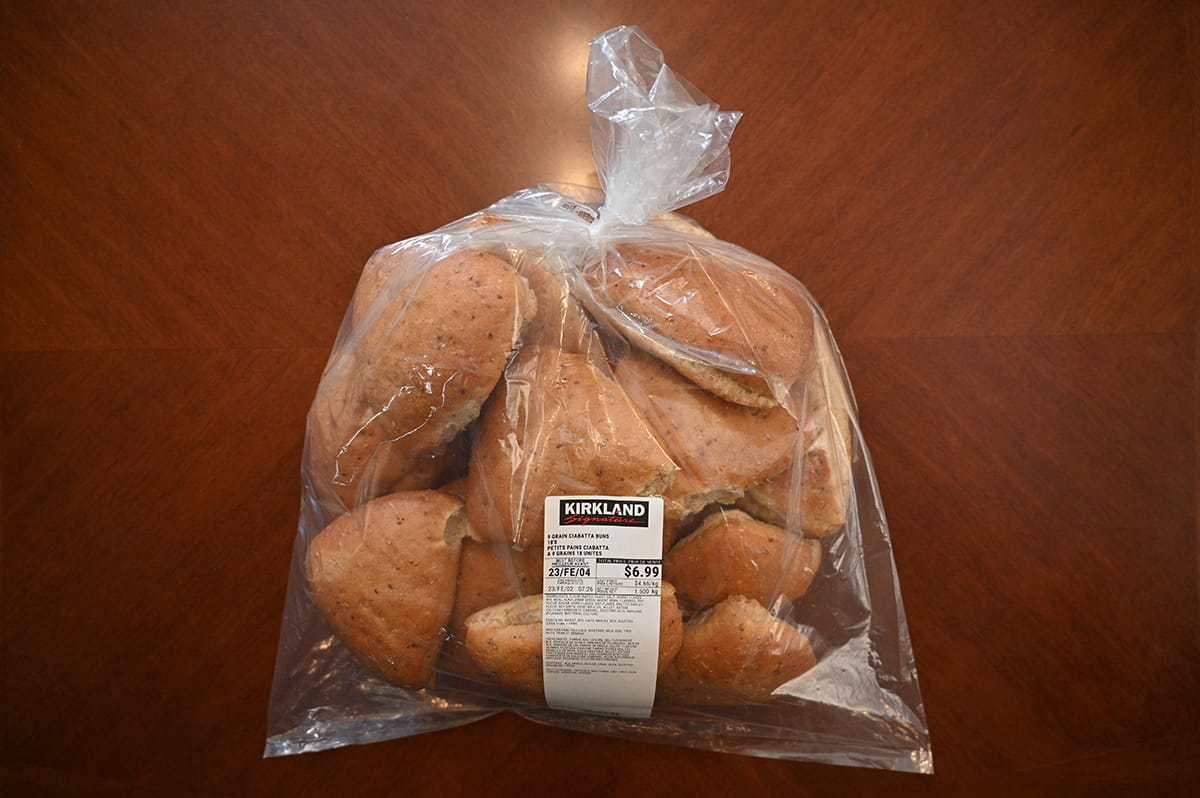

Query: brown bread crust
[664,509,821,613]
[582,244,814,407]
[463,583,684,695]
[661,595,817,704]
[310,249,535,510]
[305,490,469,688]
[466,346,676,549]
[614,349,799,522]
[738,351,853,538]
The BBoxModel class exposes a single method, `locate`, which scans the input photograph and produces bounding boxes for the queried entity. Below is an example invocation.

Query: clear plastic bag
[265,25,931,773]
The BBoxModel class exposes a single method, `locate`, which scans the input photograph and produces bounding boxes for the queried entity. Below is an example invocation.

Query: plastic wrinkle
[587,27,742,225]
[333,374,456,487]
[266,25,929,773]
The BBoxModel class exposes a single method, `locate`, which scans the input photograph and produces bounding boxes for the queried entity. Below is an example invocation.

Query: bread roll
[448,540,544,641]
[466,346,677,548]
[440,537,544,677]
[613,349,799,522]
[350,244,414,328]
[663,509,821,612]
[581,244,814,407]
[519,255,602,356]
[310,249,535,510]
[738,357,853,538]
[660,595,816,704]
[463,584,684,695]
[305,490,469,688]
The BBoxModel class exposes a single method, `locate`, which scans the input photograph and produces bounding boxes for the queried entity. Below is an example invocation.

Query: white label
[542,496,664,718]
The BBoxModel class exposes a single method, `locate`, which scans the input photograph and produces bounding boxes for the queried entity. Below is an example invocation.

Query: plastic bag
[265,25,931,773]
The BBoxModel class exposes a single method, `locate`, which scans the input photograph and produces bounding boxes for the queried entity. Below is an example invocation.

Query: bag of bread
[265,25,931,772]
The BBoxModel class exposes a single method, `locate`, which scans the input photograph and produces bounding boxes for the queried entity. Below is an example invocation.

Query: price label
[542,496,664,718]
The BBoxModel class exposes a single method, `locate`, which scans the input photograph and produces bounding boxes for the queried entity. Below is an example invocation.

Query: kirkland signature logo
[559,499,650,527]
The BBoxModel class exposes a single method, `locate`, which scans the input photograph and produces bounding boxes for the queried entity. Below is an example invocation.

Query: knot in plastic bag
[587,26,742,227]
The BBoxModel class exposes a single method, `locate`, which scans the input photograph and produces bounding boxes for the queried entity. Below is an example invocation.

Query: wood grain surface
[2,0,1196,795]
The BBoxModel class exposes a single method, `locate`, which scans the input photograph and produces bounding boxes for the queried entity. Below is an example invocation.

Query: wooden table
[3,1,1196,794]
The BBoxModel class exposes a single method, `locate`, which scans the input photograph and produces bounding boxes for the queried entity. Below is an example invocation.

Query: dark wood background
[2,1,1196,795]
